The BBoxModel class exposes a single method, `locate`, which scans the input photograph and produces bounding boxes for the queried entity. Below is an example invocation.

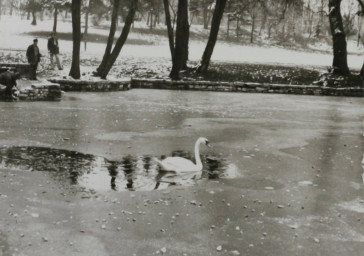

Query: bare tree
[98,0,138,79]
[83,0,89,37]
[196,0,227,74]
[246,0,263,43]
[203,0,213,29]
[69,0,81,79]
[355,0,364,77]
[328,0,350,74]
[163,0,174,59]
[94,0,120,77]
[181,0,189,70]
[169,0,188,79]
[53,3,58,32]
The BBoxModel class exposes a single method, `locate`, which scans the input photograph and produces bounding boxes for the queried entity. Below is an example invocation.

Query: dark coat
[26,44,41,64]
[47,37,59,54]
[0,71,19,95]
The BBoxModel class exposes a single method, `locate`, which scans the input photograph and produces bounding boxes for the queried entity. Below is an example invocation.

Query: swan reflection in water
[0,146,239,192]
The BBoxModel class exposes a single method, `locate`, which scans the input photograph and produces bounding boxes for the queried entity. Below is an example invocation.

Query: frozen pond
[0,89,363,196]
[1,90,364,256]
[0,90,363,196]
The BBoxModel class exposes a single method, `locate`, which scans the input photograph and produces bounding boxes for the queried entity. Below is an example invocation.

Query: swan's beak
[206,141,211,147]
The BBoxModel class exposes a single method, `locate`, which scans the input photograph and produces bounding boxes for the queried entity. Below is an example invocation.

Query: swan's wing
[160,157,197,172]
[162,157,195,168]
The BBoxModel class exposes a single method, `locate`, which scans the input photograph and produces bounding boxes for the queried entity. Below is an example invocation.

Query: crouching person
[0,71,20,100]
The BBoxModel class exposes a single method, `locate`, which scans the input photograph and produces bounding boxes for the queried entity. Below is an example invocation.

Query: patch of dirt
[184,62,322,85]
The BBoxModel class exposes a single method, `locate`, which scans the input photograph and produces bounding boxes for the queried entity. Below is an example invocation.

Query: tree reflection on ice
[0,146,239,192]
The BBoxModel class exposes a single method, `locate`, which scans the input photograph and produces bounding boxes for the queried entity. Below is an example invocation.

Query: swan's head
[198,137,210,147]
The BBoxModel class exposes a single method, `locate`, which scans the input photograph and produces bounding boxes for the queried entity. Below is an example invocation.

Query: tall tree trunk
[268,23,272,38]
[69,0,81,79]
[203,0,208,29]
[156,13,160,25]
[259,12,266,35]
[357,15,362,47]
[181,1,189,70]
[84,5,89,50]
[316,0,324,37]
[236,17,240,37]
[9,0,13,15]
[308,11,313,38]
[27,11,30,20]
[150,11,153,31]
[163,0,174,59]
[250,14,255,43]
[227,14,230,38]
[328,0,350,75]
[169,0,188,80]
[196,0,226,75]
[53,6,58,32]
[84,7,89,35]
[99,0,137,79]
[95,0,120,76]
[31,11,37,25]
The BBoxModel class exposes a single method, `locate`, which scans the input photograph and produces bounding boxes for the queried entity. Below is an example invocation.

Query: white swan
[154,137,210,173]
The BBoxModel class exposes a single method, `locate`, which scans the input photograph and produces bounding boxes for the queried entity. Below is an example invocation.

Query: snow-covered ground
[1,15,364,70]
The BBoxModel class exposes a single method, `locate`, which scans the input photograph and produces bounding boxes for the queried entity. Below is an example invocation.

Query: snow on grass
[1,15,364,70]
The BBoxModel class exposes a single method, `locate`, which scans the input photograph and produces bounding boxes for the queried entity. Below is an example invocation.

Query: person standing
[47,33,63,70]
[26,39,42,80]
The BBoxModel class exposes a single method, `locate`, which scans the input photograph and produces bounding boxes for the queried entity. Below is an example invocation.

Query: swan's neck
[194,140,203,170]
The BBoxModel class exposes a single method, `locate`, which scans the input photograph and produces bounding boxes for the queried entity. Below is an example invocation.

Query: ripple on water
[0,146,240,192]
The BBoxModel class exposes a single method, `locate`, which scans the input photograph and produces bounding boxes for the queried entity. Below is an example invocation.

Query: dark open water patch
[0,147,239,192]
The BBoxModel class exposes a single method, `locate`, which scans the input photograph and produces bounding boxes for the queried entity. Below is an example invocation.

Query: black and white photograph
[0,0,363,255]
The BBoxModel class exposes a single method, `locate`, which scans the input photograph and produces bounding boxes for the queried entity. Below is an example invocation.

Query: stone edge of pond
[131,78,364,97]
[47,78,364,97]
[0,82,62,102]
[47,78,130,92]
